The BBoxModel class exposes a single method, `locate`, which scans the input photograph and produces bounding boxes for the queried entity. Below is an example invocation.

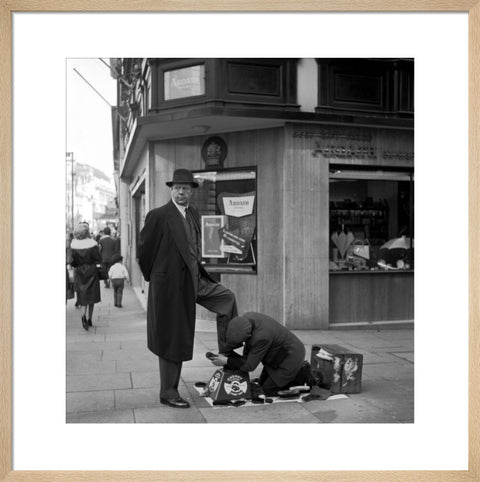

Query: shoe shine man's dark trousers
[111,279,124,307]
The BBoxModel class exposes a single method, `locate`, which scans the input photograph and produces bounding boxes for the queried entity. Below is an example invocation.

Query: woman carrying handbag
[70,223,102,330]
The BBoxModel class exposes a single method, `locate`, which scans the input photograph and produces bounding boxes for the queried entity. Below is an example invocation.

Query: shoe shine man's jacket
[137,200,216,362]
[225,312,306,388]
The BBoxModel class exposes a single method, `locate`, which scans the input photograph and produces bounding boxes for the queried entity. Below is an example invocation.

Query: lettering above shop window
[313,144,413,161]
[293,130,372,142]
[313,143,377,160]
[293,130,413,162]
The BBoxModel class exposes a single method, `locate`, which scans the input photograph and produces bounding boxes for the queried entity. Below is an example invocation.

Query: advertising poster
[201,215,228,258]
[217,191,256,262]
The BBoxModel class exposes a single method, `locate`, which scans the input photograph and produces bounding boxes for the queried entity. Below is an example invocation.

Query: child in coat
[108,254,130,308]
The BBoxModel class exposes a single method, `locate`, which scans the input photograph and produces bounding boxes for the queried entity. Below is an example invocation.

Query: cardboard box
[310,344,363,394]
[207,369,251,402]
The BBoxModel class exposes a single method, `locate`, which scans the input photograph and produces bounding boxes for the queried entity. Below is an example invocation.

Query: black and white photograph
[7,9,473,478]
[65,57,414,424]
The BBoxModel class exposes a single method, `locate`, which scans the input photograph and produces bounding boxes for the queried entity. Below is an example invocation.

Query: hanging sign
[222,195,255,217]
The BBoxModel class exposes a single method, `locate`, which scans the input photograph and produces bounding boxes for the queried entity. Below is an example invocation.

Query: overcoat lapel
[166,201,194,274]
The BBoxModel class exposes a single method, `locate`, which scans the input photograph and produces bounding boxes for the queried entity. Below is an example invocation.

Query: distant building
[66,159,118,234]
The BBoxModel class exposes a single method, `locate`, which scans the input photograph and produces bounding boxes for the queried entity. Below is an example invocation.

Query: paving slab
[67,333,107,343]
[67,409,135,423]
[134,406,206,423]
[115,387,160,410]
[131,371,160,389]
[67,372,132,392]
[199,401,320,423]
[361,352,404,364]
[105,332,147,342]
[67,358,117,375]
[67,351,103,363]
[120,340,150,350]
[101,348,154,361]
[67,390,115,413]
[390,351,414,363]
[116,357,158,373]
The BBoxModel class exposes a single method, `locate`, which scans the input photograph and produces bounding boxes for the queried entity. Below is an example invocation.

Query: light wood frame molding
[1,2,478,481]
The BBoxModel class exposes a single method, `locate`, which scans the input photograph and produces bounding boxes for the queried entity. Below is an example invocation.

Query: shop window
[329,166,414,271]
[192,168,257,274]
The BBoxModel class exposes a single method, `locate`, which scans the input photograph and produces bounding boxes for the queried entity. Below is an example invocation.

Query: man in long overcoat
[98,226,120,288]
[210,312,314,396]
[137,168,238,409]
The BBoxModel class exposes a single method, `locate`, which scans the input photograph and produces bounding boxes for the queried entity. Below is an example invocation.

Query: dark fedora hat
[166,168,199,188]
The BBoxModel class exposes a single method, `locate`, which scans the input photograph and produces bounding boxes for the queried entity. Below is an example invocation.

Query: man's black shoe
[160,397,190,408]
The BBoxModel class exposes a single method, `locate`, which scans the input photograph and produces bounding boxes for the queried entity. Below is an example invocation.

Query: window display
[329,166,414,271]
[193,168,257,274]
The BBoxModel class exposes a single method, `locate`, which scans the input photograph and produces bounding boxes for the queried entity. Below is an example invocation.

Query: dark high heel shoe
[88,319,93,327]
[81,315,89,331]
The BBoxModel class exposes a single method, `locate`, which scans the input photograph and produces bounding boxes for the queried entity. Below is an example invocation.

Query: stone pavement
[66,284,414,423]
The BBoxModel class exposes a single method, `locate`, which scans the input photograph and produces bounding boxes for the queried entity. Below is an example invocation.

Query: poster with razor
[215,191,256,263]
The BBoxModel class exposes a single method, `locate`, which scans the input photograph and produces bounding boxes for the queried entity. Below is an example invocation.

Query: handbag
[349,239,370,260]
[96,264,108,280]
[67,266,75,283]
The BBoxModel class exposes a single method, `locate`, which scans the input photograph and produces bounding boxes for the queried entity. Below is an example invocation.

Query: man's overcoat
[137,200,216,362]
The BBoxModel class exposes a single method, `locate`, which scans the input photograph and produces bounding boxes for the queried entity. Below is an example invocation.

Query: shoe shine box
[310,345,363,394]
[207,369,251,402]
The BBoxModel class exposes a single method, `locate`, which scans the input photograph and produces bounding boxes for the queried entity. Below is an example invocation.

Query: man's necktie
[185,207,195,237]
[185,207,200,259]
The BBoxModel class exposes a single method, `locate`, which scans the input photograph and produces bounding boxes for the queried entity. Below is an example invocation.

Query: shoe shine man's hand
[211,354,228,367]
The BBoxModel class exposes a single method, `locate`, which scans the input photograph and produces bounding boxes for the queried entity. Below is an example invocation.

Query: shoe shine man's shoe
[160,396,190,409]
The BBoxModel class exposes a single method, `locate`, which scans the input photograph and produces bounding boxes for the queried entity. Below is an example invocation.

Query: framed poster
[194,168,257,273]
[201,215,228,258]
[1,3,479,482]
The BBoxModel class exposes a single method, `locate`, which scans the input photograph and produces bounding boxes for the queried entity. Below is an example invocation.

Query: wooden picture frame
[1,2,478,480]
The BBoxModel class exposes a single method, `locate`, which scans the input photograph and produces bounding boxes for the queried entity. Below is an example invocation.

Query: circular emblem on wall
[201,136,227,167]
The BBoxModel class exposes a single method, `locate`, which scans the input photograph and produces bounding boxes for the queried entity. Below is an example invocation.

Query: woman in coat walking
[70,223,102,330]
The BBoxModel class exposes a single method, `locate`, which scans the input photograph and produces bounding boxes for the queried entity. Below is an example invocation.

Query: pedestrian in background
[98,226,120,288]
[70,223,102,331]
[138,168,238,409]
[108,253,129,308]
[66,233,75,303]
